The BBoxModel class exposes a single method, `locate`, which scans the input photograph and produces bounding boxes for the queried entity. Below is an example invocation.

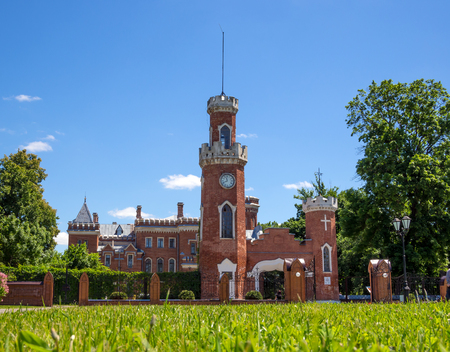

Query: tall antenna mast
[219,25,225,96]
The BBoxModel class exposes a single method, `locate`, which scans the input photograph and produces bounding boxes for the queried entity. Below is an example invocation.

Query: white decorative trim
[144,258,152,273]
[135,226,198,233]
[168,258,176,272]
[145,237,152,248]
[157,237,164,248]
[218,200,237,239]
[249,258,284,292]
[218,122,233,148]
[321,243,332,273]
[217,258,237,299]
[169,237,176,249]
[156,257,164,273]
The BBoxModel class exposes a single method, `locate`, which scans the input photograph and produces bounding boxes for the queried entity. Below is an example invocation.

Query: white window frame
[321,243,333,273]
[190,242,196,255]
[145,237,152,248]
[157,258,164,273]
[217,122,233,149]
[127,254,134,268]
[168,258,176,273]
[157,237,164,248]
[144,258,152,273]
[169,237,176,249]
[105,254,111,267]
[218,200,237,239]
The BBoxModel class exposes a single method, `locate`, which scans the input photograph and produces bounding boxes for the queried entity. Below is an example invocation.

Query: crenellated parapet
[207,95,239,115]
[199,141,247,168]
[68,221,100,231]
[302,196,338,213]
[134,217,200,227]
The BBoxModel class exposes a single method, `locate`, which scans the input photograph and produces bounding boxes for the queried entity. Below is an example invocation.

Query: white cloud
[245,187,254,191]
[55,232,68,245]
[43,134,55,141]
[159,174,201,190]
[283,181,313,190]
[0,128,14,134]
[237,133,258,138]
[19,141,52,152]
[108,207,153,219]
[14,95,42,102]
[55,131,65,135]
[2,96,13,100]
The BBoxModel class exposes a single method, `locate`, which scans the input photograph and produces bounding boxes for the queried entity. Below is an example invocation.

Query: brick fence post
[79,272,89,306]
[150,273,160,304]
[43,272,54,307]
[219,273,229,302]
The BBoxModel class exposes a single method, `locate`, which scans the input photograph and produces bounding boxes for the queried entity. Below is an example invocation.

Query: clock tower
[199,94,248,299]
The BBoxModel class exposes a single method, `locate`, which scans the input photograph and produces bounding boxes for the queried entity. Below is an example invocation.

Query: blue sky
[1,1,449,253]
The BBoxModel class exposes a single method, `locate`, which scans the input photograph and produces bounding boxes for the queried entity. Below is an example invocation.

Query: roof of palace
[73,198,93,223]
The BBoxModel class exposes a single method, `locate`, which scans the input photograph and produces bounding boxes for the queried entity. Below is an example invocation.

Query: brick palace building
[68,92,339,301]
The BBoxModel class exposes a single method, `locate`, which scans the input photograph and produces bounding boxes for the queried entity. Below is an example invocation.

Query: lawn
[1,302,450,351]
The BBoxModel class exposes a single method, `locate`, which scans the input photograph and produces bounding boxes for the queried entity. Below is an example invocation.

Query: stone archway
[217,258,237,298]
[249,258,284,292]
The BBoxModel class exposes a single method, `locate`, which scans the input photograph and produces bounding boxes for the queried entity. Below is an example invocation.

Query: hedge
[0,265,200,302]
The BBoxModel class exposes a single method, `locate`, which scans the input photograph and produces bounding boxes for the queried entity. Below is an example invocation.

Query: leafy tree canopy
[0,150,59,266]
[56,243,106,270]
[344,79,450,275]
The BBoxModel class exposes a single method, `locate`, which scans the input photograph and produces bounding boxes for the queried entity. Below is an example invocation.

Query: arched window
[145,259,152,273]
[222,204,233,238]
[157,258,163,273]
[220,126,231,149]
[169,259,175,272]
[323,246,331,272]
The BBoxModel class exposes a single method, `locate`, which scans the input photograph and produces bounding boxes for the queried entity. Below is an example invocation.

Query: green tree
[62,243,106,270]
[344,79,450,276]
[0,150,59,266]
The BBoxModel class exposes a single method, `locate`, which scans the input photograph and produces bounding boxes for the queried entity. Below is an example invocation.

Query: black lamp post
[392,215,411,302]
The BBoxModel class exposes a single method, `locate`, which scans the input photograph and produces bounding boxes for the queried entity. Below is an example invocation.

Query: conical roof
[73,197,93,223]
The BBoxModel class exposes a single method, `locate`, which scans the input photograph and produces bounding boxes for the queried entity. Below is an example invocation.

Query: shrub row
[0,265,200,302]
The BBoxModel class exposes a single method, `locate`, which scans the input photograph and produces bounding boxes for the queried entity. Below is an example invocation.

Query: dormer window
[220,126,231,149]
[115,225,123,237]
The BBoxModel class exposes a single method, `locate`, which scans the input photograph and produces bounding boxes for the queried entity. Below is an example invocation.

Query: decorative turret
[302,196,338,214]
[207,95,239,115]
[302,195,339,301]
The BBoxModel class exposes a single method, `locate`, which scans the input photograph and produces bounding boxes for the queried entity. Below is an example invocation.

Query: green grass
[1,302,450,351]
[0,305,41,309]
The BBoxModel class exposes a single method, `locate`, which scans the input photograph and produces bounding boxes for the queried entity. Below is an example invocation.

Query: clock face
[220,173,236,189]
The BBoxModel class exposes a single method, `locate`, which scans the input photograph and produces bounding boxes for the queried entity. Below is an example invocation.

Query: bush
[109,292,128,300]
[0,265,201,302]
[245,290,263,300]
[178,290,195,300]
[0,272,9,302]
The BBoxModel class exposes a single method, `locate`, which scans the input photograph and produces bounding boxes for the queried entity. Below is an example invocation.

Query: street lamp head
[393,218,401,232]
[402,216,411,230]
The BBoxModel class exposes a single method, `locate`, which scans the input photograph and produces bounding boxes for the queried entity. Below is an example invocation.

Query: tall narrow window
[157,258,163,273]
[222,204,233,238]
[169,259,175,272]
[145,259,152,273]
[323,247,331,272]
[190,243,196,255]
[128,254,133,268]
[145,238,152,248]
[105,255,111,267]
[220,126,231,149]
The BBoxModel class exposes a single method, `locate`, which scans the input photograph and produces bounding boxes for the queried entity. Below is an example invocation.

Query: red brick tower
[199,95,248,299]
[302,196,339,301]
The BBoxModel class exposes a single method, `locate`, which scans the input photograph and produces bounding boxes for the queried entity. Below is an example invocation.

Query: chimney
[177,202,184,218]
[136,205,142,219]
[93,213,98,223]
